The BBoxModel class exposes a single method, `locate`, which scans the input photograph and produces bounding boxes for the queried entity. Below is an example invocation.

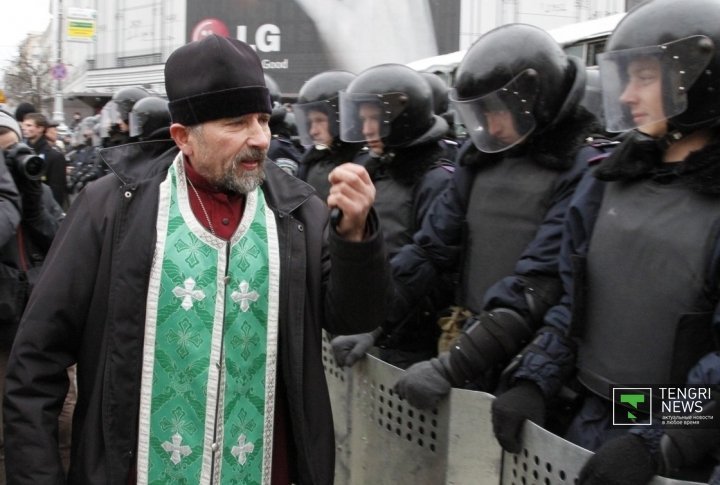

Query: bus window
[563,44,585,61]
[585,39,607,66]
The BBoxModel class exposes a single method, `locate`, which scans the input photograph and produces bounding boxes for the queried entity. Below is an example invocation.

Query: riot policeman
[331,63,455,368]
[128,96,171,141]
[491,2,720,483]
[101,86,149,147]
[293,70,362,200]
[264,74,303,175]
[373,23,606,408]
[66,116,101,197]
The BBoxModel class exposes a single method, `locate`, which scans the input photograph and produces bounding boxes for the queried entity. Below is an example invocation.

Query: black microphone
[330,207,343,227]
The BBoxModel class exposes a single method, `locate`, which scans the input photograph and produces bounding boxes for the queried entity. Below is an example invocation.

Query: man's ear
[170,123,193,157]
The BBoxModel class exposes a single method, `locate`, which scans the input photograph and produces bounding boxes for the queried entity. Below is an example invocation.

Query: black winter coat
[29,136,67,208]
[3,141,391,485]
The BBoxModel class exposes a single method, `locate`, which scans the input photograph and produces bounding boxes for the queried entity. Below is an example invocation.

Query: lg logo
[237,24,281,52]
[191,19,281,53]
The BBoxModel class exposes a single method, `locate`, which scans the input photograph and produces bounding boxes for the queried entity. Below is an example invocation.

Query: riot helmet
[598,0,720,134]
[581,67,604,127]
[264,74,282,107]
[99,100,121,138]
[101,87,149,139]
[420,72,450,116]
[77,115,100,146]
[451,23,581,153]
[129,96,171,139]
[339,63,446,148]
[293,70,356,147]
[269,105,298,140]
[110,86,150,123]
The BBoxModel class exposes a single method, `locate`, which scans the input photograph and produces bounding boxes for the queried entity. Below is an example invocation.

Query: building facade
[15,0,630,122]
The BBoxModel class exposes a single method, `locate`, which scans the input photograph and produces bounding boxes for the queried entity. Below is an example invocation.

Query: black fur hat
[165,35,272,126]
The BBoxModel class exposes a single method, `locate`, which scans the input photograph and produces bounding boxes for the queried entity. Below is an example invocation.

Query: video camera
[3,143,45,181]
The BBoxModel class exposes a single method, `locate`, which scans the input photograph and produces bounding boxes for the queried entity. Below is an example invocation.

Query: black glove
[491,380,546,453]
[659,402,720,476]
[394,353,453,410]
[331,329,380,367]
[579,434,657,485]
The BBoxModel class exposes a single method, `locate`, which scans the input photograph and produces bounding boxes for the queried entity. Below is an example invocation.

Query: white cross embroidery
[231,434,255,465]
[172,277,206,311]
[230,280,259,312]
[161,433,192,465]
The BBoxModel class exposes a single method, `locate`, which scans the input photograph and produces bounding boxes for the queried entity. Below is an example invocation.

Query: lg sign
[191,19,281,52]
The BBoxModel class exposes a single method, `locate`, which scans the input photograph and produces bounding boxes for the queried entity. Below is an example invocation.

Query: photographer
[21,113,69,209]
[0,111,65,478]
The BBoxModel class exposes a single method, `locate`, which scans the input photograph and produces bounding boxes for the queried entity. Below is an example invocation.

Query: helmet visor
[598,35,714,133]
[100,101,122,138]
[339,91,407,143]
[128,110,144,138]
[293,99,340,147]
[450,69,538,153]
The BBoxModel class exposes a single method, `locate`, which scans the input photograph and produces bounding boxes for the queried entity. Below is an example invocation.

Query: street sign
[67,8,97,42]
[51,63,67,81]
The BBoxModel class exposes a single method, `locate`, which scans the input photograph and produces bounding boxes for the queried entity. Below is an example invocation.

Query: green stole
[137,154,280,485]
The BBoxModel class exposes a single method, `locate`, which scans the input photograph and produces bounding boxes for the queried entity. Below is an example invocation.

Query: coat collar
[100,140,315,215]
[595,131,720,195]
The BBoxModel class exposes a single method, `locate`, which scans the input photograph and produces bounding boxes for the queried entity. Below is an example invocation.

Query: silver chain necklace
[186,176,216,237]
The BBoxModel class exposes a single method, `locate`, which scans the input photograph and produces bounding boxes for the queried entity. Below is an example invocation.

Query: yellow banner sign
[66,8,97,42]
[67,20,95,40]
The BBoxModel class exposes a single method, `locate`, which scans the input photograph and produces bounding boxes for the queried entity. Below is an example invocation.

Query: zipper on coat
[105,183,137,483]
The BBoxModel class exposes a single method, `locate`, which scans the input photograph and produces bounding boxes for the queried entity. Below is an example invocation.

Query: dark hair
[23,113,49,129]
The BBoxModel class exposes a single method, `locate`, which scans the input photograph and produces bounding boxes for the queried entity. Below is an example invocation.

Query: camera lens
[20,154,45,180]
[4,143,46,181]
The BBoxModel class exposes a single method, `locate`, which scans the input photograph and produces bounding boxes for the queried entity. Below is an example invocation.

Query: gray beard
[218,158,266,194]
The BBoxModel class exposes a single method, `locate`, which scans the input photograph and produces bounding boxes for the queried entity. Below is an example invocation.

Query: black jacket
[0,153,21,338]
[297,140,362,201]
[0,150,63,342]
[0,152,21,250]
[29,136,67,208]
[3,141,392,485]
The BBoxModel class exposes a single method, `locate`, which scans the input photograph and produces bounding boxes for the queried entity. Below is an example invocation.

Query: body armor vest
[577,179,720,399]
[462,156,561,313]
[372,170,416,257]
[305,153,337,202]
